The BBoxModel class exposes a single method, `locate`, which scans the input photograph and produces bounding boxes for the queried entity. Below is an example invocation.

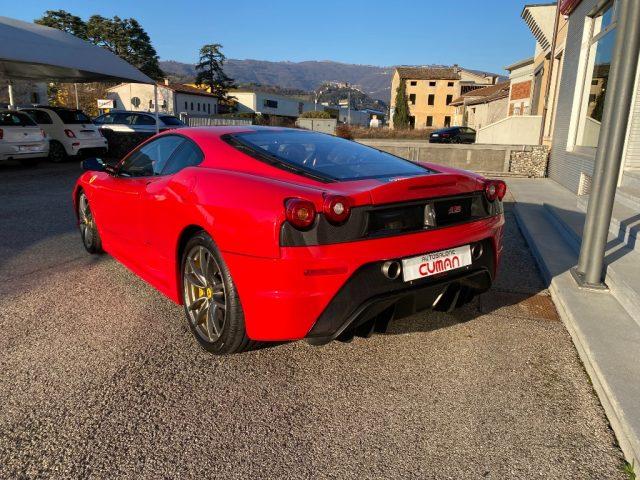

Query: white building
[107,81,218,115]
[232,90,317,119]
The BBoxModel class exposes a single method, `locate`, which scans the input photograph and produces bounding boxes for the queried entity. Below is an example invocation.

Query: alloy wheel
[183,245,227,343]
[78,194,94,248]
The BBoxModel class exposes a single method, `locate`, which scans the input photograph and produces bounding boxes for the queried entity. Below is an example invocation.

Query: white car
[21,107,108,162]
[0,110,49,164]
[93,111,186,134]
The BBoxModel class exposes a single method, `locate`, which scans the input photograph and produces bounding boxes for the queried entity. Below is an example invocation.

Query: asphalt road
[0,161,627,479]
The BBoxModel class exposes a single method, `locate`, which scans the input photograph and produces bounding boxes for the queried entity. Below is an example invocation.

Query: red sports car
[74,126,505,354]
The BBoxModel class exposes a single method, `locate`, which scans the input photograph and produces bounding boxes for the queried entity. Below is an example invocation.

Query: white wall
[477,115,543,145]
[233,91,316,118]
[107,84,217,115]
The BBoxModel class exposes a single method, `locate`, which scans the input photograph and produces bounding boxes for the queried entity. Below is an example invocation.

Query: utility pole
[74,83,79,109]
[7,80,14,109]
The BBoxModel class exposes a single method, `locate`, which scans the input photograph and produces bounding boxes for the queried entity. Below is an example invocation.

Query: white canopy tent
[0,16,160,132]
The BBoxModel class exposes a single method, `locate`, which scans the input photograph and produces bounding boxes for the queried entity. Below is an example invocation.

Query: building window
[208,103,211,114]
[409,93,416,105]
[447,82,454,87]
[162,100,167,110]
[197,103,200,112]
[298,102,304,114]
[263,99,278,108]
[409,116,415,129]
[444,116,451,127]
[148,99,154,109]
[429,81,436,87]
[184,101,188,110]
[446,94,453,105]
[576,1,617,148]
[426,116,433,127]
[410,81,417,86]
[30,92,40,104]
[190,102,194,110]
[427,94,435,106]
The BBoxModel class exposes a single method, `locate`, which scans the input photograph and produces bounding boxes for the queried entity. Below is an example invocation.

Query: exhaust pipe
[381,261,402,280]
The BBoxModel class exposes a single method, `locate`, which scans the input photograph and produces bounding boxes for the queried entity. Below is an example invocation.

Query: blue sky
[6,0,535,74]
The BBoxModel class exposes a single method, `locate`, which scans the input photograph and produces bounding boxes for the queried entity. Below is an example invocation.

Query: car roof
[176,125,305,139]
[101,110,177,116]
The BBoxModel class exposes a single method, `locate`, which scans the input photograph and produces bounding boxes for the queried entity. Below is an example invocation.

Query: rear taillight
[64,129,76,138]
[0,128,3,140]
[484,180,507,202]
[323,195,352,225]
[285,198,316,229]
[40,129,46,138]
[440,133,450,138]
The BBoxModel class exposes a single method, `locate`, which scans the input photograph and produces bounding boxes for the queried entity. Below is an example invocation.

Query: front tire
[181,232,252,354]
[78,192,103,254]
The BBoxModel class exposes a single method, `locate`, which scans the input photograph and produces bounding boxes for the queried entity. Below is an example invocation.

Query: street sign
[97,99,115,109]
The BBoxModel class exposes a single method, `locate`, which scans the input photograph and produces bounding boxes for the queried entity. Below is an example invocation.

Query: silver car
[0,111,49,163]
[93,111,185,134]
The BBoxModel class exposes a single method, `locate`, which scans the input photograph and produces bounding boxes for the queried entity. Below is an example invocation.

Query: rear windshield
[227,130,430,181]
[0,111,37,127]
[54,109,91,124]
[160,116,184,126]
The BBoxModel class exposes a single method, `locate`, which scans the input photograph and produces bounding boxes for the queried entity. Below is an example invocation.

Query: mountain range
[160,59,395,102]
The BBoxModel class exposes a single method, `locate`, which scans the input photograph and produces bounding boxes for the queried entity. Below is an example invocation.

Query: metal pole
[154,84,159,134]
[347,91,351,125]
[573,0,640,287]
[74,83,79,109]
[7,80,14,109]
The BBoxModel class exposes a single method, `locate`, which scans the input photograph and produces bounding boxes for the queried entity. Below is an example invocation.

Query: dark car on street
[429,126,476,144]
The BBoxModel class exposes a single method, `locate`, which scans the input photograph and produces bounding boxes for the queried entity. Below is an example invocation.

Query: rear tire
[49,141,68,163]
[181,231,252,354]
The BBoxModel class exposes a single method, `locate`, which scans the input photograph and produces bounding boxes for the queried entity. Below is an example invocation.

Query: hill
[160,59,394,102]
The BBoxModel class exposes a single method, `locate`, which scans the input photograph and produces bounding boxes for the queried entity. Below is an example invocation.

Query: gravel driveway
[0,162,627,479]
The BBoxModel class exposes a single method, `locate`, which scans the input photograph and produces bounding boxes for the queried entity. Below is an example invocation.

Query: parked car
[73,126,506,354]
[0,110,49,164]
[21,106,108,162]
[93,111,186,134]
[429,126,476,144]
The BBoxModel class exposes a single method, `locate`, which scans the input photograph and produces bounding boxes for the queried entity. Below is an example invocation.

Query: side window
[94,114,110,124]
[134,114,156,125]
[113,113,132,125]
[24,110,53,124]
[161,139,204,175]
[119,135,185,177]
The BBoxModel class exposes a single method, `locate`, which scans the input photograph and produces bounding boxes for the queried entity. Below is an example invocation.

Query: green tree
[392,81,410,129]
[195,44,236,100]
[35,10,87,39]
[85,15,164,80]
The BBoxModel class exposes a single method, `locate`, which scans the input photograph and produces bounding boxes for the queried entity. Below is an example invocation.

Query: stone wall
[509,145,549,177]
[356,139,549,177]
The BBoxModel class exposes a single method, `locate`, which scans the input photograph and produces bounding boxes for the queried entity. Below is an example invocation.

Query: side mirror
[81,157,105,172]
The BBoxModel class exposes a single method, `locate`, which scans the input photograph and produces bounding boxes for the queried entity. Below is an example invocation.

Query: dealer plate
[18,144,43,152]
[401,245,472,282]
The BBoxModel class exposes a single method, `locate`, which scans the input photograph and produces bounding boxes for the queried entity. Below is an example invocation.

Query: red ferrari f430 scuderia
[73,126,505,354]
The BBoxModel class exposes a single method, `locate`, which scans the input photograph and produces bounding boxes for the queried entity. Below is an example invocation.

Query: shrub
[348,126,434,139]
[335,124,354,140]
[299,110,331,119]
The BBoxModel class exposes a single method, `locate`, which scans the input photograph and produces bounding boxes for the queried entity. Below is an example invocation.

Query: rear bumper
[66,137,109,156]
[0,140,49,161]
[306,240,493,344]
[222,214,504,342]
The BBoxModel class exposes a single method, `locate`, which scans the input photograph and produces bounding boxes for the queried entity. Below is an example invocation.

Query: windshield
[228,130,430,181]
[54,109,92,124]
[160,116,185,126]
